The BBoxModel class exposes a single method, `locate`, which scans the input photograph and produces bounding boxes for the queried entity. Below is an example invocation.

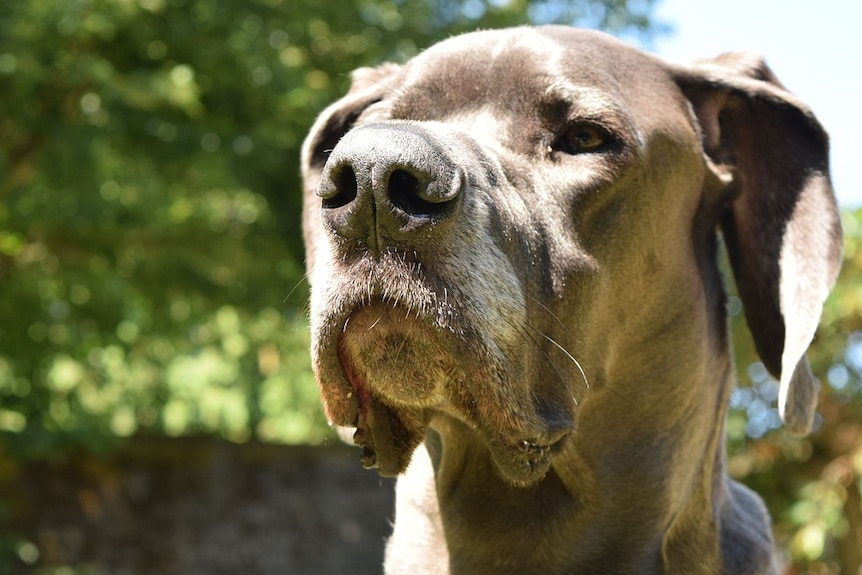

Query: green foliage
[0,0,659,453]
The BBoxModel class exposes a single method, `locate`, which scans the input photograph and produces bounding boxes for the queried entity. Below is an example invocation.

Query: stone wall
[2,437,396,574]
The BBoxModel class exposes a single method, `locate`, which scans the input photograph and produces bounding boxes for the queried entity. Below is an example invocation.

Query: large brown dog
[301,26,842,574]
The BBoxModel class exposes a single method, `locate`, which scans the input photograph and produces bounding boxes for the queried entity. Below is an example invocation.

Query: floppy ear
[301,63,402,275]
[673,53,842,434]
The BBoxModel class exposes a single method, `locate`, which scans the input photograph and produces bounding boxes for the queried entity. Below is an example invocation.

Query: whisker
[393,332,409,362]
[526,293,570,333]
[519,296,591,393]
[517,324,578,406]
[538,331,591,391]
[283,272,310,305]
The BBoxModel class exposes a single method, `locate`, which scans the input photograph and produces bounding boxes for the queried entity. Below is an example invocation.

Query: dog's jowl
[301,26,842,575]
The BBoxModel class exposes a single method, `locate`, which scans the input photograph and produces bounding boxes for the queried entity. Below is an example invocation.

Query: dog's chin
[316,303,570,484]
[339,305,458,409]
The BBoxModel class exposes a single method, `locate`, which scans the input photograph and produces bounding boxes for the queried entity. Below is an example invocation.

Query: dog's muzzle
[310,122,571,484]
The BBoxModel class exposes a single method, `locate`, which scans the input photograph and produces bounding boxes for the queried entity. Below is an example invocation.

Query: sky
[649,0,861,208]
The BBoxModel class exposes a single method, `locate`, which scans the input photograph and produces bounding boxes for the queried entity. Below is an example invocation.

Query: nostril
[320,165,359,209]
[387,169,423,213]
[387,168,461,217]
[388,169,420,198]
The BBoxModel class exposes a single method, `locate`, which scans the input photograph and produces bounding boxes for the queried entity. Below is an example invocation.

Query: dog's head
[301,26,841,485]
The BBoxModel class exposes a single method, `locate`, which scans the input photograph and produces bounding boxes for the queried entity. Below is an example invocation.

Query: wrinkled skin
[301,26,842,574]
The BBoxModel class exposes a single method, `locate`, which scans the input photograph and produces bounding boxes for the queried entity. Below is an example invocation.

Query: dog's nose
[316,123,464,250]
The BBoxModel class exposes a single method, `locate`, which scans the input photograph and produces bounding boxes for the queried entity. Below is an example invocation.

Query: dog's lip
[350,392,426,476]
[485,427,571,485]
[517,434,568,456]
[332,307,435,476]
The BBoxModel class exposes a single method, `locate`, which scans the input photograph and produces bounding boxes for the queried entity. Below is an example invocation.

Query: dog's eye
[552,123,611,155]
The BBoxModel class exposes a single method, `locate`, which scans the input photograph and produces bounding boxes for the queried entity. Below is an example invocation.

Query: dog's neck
[381,215,774,574]
[385,354,737,574]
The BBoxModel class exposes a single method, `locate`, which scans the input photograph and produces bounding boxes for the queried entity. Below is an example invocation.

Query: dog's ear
[673,53,842,434]
[301,63,401,185]
[301,63,401,274]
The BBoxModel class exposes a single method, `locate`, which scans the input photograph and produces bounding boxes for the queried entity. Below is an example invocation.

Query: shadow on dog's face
[300,26,841,487]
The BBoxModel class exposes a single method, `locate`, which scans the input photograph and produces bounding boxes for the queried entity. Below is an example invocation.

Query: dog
[300,26,842,574]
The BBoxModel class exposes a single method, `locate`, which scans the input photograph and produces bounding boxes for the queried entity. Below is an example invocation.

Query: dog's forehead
[415,27,639,73]
[392,26,673,126]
